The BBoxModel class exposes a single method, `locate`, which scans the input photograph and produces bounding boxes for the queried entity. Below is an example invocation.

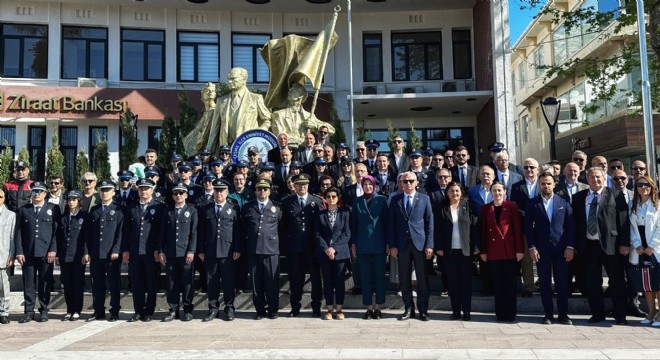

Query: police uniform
[123,178,166,321]
[115,171,138,208]
[199,179,242,321]
[280,174,324,316]
[242,180,282,318]
[85,181,124,320]
[227,187,255,294]
[56,191,87,318]
[14,182,60,322]
[159,187,197,321]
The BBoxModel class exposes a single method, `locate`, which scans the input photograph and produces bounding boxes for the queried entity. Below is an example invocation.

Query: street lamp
[540,97,561,161]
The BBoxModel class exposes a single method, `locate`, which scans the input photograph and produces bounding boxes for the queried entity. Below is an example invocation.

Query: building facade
[0,0,511,187]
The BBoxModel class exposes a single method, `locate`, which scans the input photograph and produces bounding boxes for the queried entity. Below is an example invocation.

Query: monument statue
[206,67,271,152]
[270,84,335,146]
[183,82,216,156]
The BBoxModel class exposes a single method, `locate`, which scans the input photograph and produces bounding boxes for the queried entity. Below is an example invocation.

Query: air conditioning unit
[77,78,107,88]
[464,79,476,91]
[361,85,385,95]
[401,86,424,94]
[441,81,457,92]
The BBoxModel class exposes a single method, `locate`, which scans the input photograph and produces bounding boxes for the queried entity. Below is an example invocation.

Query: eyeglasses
[219,152,229,155]
[401,179,416,184]
[572,158,585,162]
[172,191,186,196]
[256,188,270,192]
[50,181,61,185]
[437,175,450,179]
[212,164,222,167]
[31,190,45,195]
[356,148,366,152]
[612,177,627,182]
[633,167,646,171]
[119,179,130,182]
[637,182,651,188]
[82,179,95,183]
[433,158,444,162]
[393,140,403,144]
[523,166,537,170]
[313,149,324,153]
[325,195,338,199]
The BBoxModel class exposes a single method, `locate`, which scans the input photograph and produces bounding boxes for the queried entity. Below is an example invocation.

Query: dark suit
[199,201,241,312]
[56,210,87,315]
[85,202,124,316]
[467,184,492,218]
[274,162,292,189]
[525,194,575,318]
[280,194,324,313]
[451,165,478,188]
[554,180,589,292]
[362,158,378,175]
[123,200,166,317]
[15,203,60,315]
[494,170,522,199]
[316,208,351,306]
[114,189,138,208]
[572,187,630,322]
[160,204,197,314]
[555,181,589,205]
[45,192,66,213]
[388,191,434,314]
[295,145,314,165]
[509,179,540,293]
[268,147,297,165]
[372,170,398,198]
[242,200,282,316]
[387,153,410,175]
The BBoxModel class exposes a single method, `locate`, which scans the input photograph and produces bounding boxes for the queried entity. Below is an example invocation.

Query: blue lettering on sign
[231,130,277,163]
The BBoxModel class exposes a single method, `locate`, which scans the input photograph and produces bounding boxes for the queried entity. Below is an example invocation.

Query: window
[532,45,545,78]
[178,31,219,82]
[391,31,442,81]
[59,126,78,190]
[514,120,520,148]
[521,116,530,144]
[557,82,586,133]
[517,62,525,90]
[148,127,162,151]
[0,125,16,157]
[452,29,472,79]
[363,33,383,82]
[28,126,47,181]
[1,24,48,78]
[232,33,270,83]
[512,73,516,95]
[89,126,107,172]
[363,127,474,157]
[121,29,165,81]
[61,26,107,79]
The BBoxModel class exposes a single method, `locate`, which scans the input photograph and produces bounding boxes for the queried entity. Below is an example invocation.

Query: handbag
[389,256,399,284]
[628,254,660,293]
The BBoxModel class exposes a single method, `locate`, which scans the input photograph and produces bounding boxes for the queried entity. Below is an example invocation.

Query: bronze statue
[183,82,216,156]
[270,84,334,146]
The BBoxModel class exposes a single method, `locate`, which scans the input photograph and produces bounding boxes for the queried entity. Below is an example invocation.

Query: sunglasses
[50,181,61,185]
[325,194,338,199]
[433,158,444,162]
[119,179,131,182]
[356,148,366,152]
[633,167,646,171]
[249,153,259,157]
[82,179,95,183]
[31,190,45,195]
[393,140,403,144]
[178,170,191,173]
[313,149,324,153]
[637,182,651,188]
[612,177,627,182]
[319,131,328,135]
[455,154,467,157]
[523,166,537,170]
[219,152,229,155]
[572,158,585,162]
[401,179,416,184]
[172,191,186,196]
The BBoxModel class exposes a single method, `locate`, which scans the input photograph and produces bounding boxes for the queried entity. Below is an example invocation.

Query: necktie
[176,208,181,216]
[587,192,599,236]
[231,93,240,109]
[35,206,41,216]
[501,174,506,188]
[259,203,265,213]
[299,197,305,208]
[380,173,387,187]
[102,205,107,213]
[206,194,211,201]
[215,205,221,216]
[283,165,289,180]
[461,167,467,187]
[123,191,128,200]
[406,195,413,215]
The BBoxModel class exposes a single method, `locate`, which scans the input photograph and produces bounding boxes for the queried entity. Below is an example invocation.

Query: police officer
[199,179,241,322]
[84,180,124,322]
[123,178,166,322]
[189,155,204,186]
[280,173,324,317]
[176,162,203,205]
[209,157,225,179]
[166,154,183,186]
[243,179,281,320]
[4,161,33,213]
[199,149,212,172]
[56,190,87,321]
[159,183,197,322]
[196,172,216,207]
[145,166,168,203]
[15,181,60,323]
[115,170,137,208]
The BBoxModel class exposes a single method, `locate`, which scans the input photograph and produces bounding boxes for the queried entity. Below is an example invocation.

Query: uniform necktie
[206,194,211,201]
[35,206,41,216]
[176,207,182,216]
[102,205,107,212]
[259,203,265,213]
[299,197,305,208]
[215,205,221,216]
[587,192,599,236]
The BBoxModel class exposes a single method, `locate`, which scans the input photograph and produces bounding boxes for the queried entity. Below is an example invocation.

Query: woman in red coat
[479,182,524,322]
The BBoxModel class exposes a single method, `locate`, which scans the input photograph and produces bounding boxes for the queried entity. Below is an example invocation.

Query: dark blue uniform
[85,202,124,317]
[15,203,60,316]
[160,204,197,315]
[56,210,87,316]
[114,189,138,208]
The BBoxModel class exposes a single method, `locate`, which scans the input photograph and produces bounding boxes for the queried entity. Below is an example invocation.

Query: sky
[509,0,543,46]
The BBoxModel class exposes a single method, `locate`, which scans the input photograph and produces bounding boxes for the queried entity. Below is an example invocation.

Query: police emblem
[189,190,194,196]
[110,210,115,215]
[230,129,277,163]
[47,209,52,216]
[227,208,232,215]
[311,202,316,208]
[155,192,161,198]
[270,206,276,213]
[184,211,190,218]
[150,209,155,215]
[78,218,84,224]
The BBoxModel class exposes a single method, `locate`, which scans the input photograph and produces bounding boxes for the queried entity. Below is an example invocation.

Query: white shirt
[450,207,461,249]
[525,179,537,198]
[542,195,554,222]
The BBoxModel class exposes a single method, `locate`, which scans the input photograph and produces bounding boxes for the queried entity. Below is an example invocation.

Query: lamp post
[540,97,561,161]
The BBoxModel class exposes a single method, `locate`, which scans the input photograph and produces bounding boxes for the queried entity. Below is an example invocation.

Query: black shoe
[541,316,553,325]
[39,311,49,322]
[350,287,362,295]
[87,313,105,321]
[235,289,244,295]
[203,310,218,322]
[462,314,471,321]
[362,310,373,320]
[182,313,193,322]
[226,309,235,321]
[588,315,605,323]
[288,309,300,318]
[254,313,266,320]
[312,309,322,317]
[615,319,628,325]
[162,311,177,322]
[372,310,382,320]
[419,313,430,321]
[19,313,33,323]
[0,316,9,324]
[128,313,142,322]
[108,314,119,322]
[450,313,461,320]
[398,308,415,321]
[268,312,278,319]
[522,290,533,298]
[141,315,153,322]
[558,314,573,325]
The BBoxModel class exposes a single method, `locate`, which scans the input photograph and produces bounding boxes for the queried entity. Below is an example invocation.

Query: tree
[386,120,399,153]
[355,118,367,142]
[157,114,179,170]
[45,132,65,183]
[94,136,111,181]
[119,109,139,171]
[17,146,30,167]
[408,120,422,151]
[0,143,13,185]
[327,96,346,145]
[75,149,89,191]
[178,91,198,143]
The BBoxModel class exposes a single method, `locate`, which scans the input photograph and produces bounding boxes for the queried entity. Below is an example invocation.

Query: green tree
[0,143,13,185]
[94,137,111,181]
[75,149,89,191]
[356,118,367,141]
[45,132,65,183]
[119,109,139,171]
[386,120,399,153]
[408,120,422,151]
[178,91,198,142]
[157,114,179,170]
[327,97,346,145]
[17,146,30,167]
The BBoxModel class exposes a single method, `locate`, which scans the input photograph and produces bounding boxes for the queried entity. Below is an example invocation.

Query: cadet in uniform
[176,162,203,205]
[243,179,282,319]
[122,178,166,322]
[84,180,124,322]
[145,166,168,203]
[280,173,324,317]
[199,179,241,322]
[115,170,138,208]
[159,183,197,322]
[15,181,60,323]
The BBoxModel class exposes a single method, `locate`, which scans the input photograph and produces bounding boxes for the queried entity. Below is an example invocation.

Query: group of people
[0,133,657,328]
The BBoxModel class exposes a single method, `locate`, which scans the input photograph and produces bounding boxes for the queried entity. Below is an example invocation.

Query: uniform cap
[212,179,230,190]
[136,178,156,188]
[66,190,83,199]
[99,180,117,190]
[171,183,189,193]
[117,170,134,180]
[292,173,311,184]
[254,179,272,189]
[30,181,47,192]
[261,162,275,171]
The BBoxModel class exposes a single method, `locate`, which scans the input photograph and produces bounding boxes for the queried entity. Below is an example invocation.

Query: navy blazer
[85,202,125,260]
[280,194,323,254]
[123,200,166,255]
[387,192,434,251]
[467,184,492,218]
[198,201,241,258]
[524,194,575,253]
[15,203,60,258]
[572,187,630,255]
[242,200,282,255]
[350,194,388,255]
[510,178,540,218]
[160,204,198,258]
[56,210,87,262]
[434,198,476,256]
[315,208,351,260]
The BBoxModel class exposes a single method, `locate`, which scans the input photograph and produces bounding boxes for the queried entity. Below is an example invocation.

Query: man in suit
[612,169,633,204]
[571,150,589,183]
[388,172,434,321]
[387,135,409,175]
[45,175,66,212]
[555,162,589,205]
[274,147,293,190]
[295,133,316,165]
[450,146,478,189]
[486,144,524,176]
[630,160,647,190]
[468,166,494,217]
[591,155,614,188]
[572,167,630,324]
[115,170,138,208]
[208,67,271,150]
[280,173,324,317]
[428,168,452,295]
[510,158,541,298]
[159,183,198,322]
[362,139,380,174]
[372,153,398,198]
[242,179,282,319]
[122,178,166,322]
[14,182,60,323]
[84,180,124,322]
[493,152,523,199]
[525,172,575,325]
[268,133,290,165]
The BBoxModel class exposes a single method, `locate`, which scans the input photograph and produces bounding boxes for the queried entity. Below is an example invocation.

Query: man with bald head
[630,160,647,189]
[591,155,614,188]
[555,162,589,205]
[571,150,588,183]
